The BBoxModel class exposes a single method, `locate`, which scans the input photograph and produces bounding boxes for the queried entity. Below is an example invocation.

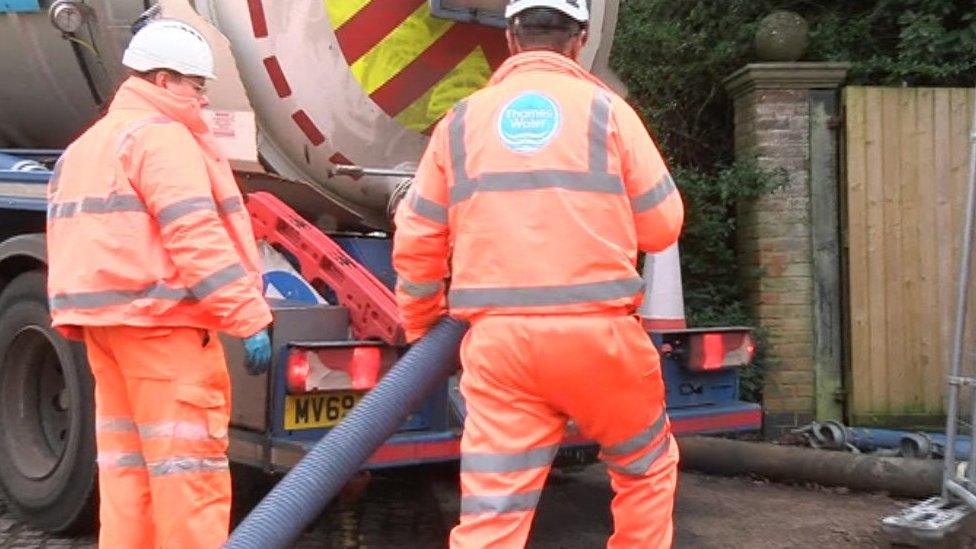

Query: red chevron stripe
[479,27,510,68]
[369,23,506,118]
[335,0,425,65]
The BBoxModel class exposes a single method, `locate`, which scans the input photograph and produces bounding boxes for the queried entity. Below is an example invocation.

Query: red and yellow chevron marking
[326,0,507,133]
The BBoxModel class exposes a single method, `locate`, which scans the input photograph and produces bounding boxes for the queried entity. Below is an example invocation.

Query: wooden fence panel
[844,86,974,425]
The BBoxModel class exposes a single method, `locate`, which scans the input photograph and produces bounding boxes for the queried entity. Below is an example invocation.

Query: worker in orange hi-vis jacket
[46,20,273,549]
[392,0,685,546]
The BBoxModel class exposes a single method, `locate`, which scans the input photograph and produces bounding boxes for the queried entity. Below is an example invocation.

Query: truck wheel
[0,271,96,533]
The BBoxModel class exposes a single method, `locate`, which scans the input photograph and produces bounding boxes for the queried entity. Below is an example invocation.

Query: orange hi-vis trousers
[83,326,233,549]
[449,314,679,549]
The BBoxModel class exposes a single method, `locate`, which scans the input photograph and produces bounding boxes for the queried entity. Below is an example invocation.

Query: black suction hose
[226,317,469,549]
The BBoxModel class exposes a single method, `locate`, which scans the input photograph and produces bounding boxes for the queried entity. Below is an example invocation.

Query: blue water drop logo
[497,92,561,154]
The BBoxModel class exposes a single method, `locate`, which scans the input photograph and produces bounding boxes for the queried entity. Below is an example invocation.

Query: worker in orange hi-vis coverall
[46,20,273,549]
[391,0,686,546]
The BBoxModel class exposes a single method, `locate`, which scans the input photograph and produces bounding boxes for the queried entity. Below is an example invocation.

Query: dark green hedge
[610,0,975,400]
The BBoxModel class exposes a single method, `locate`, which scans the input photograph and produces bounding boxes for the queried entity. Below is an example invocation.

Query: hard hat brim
[504,0,590,22]
[123,49,217,80]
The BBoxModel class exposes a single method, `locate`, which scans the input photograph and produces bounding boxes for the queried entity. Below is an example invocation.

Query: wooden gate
[844,86,974,426]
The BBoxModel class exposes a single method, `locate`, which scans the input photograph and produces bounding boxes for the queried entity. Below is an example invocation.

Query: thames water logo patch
[497,92,561,153]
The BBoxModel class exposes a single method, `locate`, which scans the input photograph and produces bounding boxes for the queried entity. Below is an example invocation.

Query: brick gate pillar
[723,63,850,438]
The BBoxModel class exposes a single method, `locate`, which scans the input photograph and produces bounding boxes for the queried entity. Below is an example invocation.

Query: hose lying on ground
[678,436,943,498]
[226,317,469,549]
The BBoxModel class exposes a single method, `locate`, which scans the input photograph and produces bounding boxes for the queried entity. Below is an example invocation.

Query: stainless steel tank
[0,0,621,227]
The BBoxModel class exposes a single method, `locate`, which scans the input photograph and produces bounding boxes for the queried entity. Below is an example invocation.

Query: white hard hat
[122,20,216,80]
[505,0,589,23]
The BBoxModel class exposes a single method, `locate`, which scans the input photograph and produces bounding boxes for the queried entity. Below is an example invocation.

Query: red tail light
[346,347,382,389]
[286,344,384,394]
[287,351,311,393]
[659,328,756,372]
[698,333,726,370]
[679,330,755,372]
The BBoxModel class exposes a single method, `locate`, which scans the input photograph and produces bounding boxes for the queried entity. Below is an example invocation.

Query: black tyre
[0,271,96,533]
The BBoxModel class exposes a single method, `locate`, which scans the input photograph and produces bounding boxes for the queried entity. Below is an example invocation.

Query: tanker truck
[0,0,761,534]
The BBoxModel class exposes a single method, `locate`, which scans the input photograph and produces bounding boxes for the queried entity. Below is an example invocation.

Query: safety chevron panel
[325,0,508,133]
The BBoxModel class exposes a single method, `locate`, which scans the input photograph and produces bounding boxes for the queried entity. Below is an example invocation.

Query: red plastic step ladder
[246,191,404,346]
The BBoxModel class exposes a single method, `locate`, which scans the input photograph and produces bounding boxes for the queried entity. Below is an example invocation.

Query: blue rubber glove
[243,329,272,376]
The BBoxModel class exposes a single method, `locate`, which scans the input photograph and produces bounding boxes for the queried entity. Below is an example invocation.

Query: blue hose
[813,421,973,459]
[226,317,469,549]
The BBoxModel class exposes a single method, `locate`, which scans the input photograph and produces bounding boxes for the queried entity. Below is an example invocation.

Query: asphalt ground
[1,462,955,548]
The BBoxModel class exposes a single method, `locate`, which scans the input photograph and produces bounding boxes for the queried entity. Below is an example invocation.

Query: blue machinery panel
[333,236,397,291]
[0,1,41,13]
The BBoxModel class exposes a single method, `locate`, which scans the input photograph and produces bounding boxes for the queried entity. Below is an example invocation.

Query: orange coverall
[47,76,272,548]
[392,51,685,547]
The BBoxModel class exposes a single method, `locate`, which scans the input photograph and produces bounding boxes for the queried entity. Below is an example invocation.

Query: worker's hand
[243,329,272,376]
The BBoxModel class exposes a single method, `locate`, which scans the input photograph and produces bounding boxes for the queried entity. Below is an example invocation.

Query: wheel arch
[0,234,47,294]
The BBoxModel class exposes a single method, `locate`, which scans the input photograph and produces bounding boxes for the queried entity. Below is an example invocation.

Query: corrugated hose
[225,316,469,549]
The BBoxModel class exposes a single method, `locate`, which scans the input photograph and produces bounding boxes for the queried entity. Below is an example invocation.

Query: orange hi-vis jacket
[47,77,272,341]
[393,51,684,341]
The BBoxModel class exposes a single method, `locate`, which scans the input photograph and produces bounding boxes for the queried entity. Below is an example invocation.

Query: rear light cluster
[286,345,383,394]
[659,329,756,372]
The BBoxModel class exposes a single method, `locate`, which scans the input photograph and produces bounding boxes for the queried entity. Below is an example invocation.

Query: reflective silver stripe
[148,456,229,477]
[602,412,668,457]
[460,489,542,515]
[156,196,216,226]
[408,190,448,225]
[49,263,246,311]
[461,444,559,473]
[97,451,146,469]
[605,435,670,476]
[190,263,247,299]
[51,283,189,311]
[96,417,138,433]
[631,173,677,214]
[398,277,443,299]
[139,421,210,441]
[589,91,612,174]
[48,194,146,219]
[218,196,244,215]
[449,101,473,185]
[450,171,624,205]
[449,276,644,309]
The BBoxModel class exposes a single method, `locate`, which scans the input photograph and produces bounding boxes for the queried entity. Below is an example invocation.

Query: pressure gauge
[49,0,89,34]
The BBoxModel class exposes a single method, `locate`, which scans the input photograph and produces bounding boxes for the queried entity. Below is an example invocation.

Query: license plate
[284,392,362,430]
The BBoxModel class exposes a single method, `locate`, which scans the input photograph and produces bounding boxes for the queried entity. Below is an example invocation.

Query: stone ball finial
[754,11,810,62]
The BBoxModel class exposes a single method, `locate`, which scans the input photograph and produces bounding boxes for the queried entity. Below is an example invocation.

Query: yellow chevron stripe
[394,46,492,132]
[324,0,371,29]
[349,2,454,96]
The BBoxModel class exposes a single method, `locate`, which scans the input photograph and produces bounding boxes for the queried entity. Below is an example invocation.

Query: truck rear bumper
[234,401,762,472]
[670,402,763,435]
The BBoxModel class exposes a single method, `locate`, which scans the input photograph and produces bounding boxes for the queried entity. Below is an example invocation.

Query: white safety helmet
[505,0,590,23]
[122,20,216,80]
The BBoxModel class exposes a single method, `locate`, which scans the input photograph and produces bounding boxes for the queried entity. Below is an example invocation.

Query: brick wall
[724,64,848,437]
[736,89,815,436]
